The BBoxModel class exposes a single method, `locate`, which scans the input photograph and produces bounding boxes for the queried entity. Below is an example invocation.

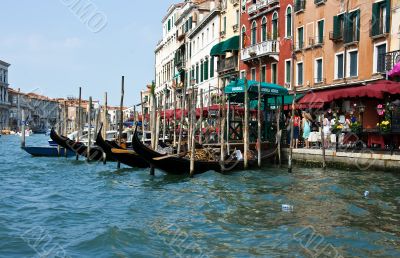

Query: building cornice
[0,60,10,67]
[188,8,220,39]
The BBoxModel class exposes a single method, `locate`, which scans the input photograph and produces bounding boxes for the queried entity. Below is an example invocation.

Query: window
[315,58,323,83]
[204,58,209,80]
[375,43,387,73]
[168,19,171,31]
[344,10,360,43]
[297,27,304,49]
[200,61,204,82]
[272,12,278,40]
[210,56,214,78]
[332,13,345,40]
[271,63,277,84]
[191,67,195,83]
[286,6,292,38]
[335,53,344,79]
[240,70,246,79]
[261,65,266,82]
[251,21,257,45]
[347,50,358,77]
[241,26,247,48]
[212,23,215,38]
[196,64,199,84]
[317,19,324,44]
[223,16,227,33]
[285,59,292,85]
[251,68,256,81]
[261,17,267,41]
[189,16,193,30]
[236,10,240,26]
[297,62,303,86]
[371,0,390,36]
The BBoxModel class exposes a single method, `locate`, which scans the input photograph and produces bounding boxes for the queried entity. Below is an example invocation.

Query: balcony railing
[241,40,279,61]
[314,0,325,5]
[370,20,388,38]
[329,31,343,42]
[385,50,400,72]
[217,56,238,73]
[248,4,257,14]
[294,0,306,12]
[309,36,324,47]
[293,41,304,51]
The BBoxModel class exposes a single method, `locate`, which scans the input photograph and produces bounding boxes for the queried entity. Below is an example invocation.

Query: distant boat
[22,146,75,157]
[17,130,33,137]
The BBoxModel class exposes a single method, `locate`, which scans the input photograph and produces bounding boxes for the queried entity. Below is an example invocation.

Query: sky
[0,0,176,106]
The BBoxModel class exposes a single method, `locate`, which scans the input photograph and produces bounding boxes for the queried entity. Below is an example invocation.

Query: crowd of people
[285,110,356,149]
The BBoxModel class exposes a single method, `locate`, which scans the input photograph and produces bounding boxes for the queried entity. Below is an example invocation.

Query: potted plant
[350,121,362,134]
[378,120,391,134]
[331,122,343,134]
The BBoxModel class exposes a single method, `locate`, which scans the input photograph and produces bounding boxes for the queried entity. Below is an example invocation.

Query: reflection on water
[0,134,399,257]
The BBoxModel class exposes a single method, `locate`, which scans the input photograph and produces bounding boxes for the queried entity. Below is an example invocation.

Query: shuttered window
[200,61,204,82]
[349,51,358,77]
[210,57,214,78]
[204,59,209,80]
[317,20,324,43]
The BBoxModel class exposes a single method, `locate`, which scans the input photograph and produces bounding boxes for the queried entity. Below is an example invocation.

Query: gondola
[95,127,149,168]
[50,129,108,161]
[131,126,277,175]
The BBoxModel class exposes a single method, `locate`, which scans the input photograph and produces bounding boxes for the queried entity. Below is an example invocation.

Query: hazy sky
[0,0,176,106]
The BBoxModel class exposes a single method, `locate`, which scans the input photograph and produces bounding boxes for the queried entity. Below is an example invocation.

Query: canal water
[0,134,399,257]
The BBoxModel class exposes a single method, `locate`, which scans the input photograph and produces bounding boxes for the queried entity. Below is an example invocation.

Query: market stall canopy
[225,79,288,96]
[388,62,400,78]
[298,80,400,108]
[210,36,240,56]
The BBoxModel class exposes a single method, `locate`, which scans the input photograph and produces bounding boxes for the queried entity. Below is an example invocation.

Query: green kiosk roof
[225,79,289,96]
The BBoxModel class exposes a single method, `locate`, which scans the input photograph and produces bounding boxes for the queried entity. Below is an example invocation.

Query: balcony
[217,55,238,74]
[233,24,239,32]
[257,0,268,9]
[329,31,343,42]
[241,40,279,61]
[294,0,306,13]
[248,4,257,15]
[370,20,388,39]
[314,0,326,5]
[385,50,400,72]
[309,37,324,47]
[293,41,304,52]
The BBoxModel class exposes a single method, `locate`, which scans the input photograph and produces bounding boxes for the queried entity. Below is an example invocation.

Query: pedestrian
[302,112,311,149]
[323,113,331,148]
[293,111,300,148]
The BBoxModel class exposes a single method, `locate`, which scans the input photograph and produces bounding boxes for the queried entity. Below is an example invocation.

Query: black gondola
[131,127,277,175]
[50,129,107,161]
[95,127,149,168]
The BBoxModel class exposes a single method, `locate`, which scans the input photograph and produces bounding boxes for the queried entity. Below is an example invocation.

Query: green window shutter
[343,13,351,43]
[200,62,204,82]
[356,10,360,41]
[333,15,340,38]
[196,65,199,83]
[385,0,391,33]
[210,57,214,78]
[371,3,379,36]
[204,59,209,80]
[262,24,266,41]
[318,20,324,43]
[189,16,193,30]
[224,17,227,32]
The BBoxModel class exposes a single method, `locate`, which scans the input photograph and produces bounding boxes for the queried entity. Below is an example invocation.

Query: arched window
[286,6,292,38]
[251,21,257,45]
[241,25,246,48]
[272,12,278,40]
[261,17,267,41]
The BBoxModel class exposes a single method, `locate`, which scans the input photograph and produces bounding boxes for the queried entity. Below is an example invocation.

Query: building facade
[292,0,389,91]
[239,0,293,88]
[0,60,10,130]
[187,3,220,107]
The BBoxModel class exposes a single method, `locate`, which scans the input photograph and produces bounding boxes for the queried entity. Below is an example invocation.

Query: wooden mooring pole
[140,91,145,143]
[177,87,186,154]
[288,92,296,173]
[257,82,262,168]
[190,89,197,177]
[21,110,25,148]
[76,87,82,160]
[87,97,92,162]
[243,78,249,169]
[173,89,177,147]
[320,113,327,169]
[117,76,124,169]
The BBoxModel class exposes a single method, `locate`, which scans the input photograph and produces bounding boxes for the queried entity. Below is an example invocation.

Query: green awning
[267,94,305,106]
[210,42,224,56]
[221,35,239,53]
[225,79,289,96]
[210,36,240,56]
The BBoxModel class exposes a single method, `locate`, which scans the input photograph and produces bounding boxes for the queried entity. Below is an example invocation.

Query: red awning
[298,80,400,108]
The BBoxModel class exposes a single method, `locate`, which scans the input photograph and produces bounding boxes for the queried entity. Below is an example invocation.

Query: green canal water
[0,134,399,257]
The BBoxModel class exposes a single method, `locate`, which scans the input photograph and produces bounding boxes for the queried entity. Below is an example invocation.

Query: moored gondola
[95,127,149,168]
[50,128,108,161]
[131,127,277,175]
